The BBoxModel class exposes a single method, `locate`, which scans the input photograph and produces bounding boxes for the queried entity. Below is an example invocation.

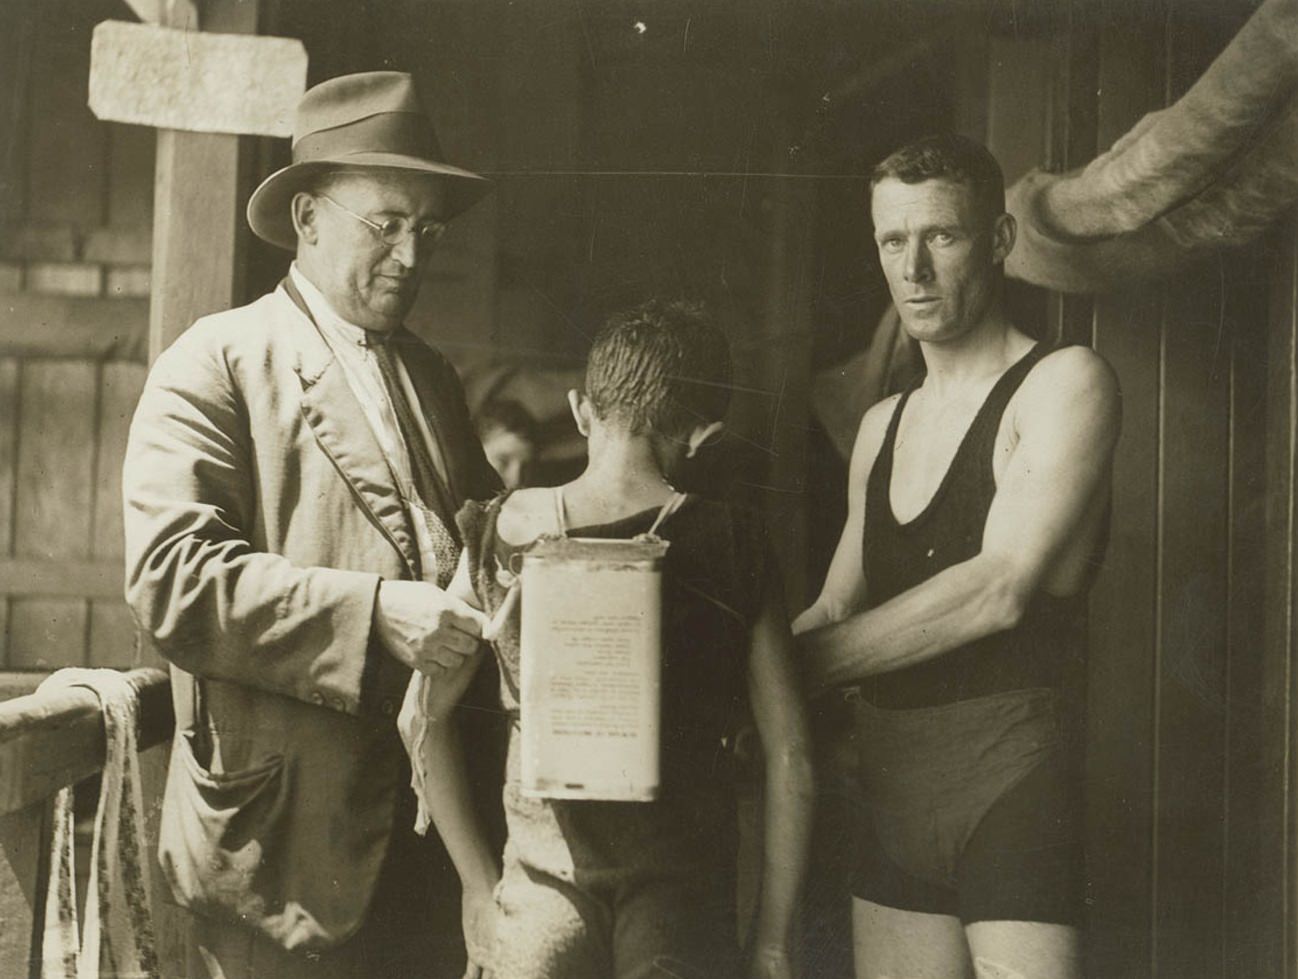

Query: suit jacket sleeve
[123,328,382,716]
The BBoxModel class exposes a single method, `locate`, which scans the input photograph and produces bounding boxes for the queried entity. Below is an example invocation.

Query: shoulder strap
[645,491,688,538]
[872,388,914,488]
[552,486,569,537]
[968,342,1047,442]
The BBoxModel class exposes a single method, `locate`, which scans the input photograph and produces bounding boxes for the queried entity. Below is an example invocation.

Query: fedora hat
[247,71,490,250]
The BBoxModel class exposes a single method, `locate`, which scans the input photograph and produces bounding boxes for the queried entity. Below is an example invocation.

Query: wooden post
[147,0,260,361]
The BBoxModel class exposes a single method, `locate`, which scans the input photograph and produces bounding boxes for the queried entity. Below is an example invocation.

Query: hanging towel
[1005,0,1298,292]
[38,669,158,979]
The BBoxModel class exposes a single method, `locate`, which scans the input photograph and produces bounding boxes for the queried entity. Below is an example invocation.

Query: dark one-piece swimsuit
[850,342,1090,926]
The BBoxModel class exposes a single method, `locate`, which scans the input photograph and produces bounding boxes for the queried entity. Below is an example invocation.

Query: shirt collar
[289,263,370,346]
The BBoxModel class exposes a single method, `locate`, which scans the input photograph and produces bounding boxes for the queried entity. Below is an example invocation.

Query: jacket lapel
[280,288,421,578]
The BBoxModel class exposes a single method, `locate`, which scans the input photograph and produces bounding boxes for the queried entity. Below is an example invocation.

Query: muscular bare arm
[799,348,1120,693]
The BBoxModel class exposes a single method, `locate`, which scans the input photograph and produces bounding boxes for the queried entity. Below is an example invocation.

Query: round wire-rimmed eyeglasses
[317,194,449,249]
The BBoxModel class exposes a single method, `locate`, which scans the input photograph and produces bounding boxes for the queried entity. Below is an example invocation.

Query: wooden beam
[0,224,152,265]
[0,293,146,361]
[89,22,303,138]
[0,668,173,815]
[0,559,125,601]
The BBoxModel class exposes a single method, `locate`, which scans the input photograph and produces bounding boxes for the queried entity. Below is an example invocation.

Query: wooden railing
[0,668,173,977]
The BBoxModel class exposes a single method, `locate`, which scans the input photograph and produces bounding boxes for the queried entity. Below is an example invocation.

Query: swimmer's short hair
[584,299,732,438]
[870,134,1006,219]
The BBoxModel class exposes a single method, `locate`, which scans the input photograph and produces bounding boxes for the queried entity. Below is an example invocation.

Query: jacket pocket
[158,730,288,923]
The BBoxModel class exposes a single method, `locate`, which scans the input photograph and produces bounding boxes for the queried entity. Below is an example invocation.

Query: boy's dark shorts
[849,688,1084,926]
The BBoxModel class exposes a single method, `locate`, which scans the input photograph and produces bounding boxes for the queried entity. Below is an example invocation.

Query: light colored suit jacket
[123,285,498,951]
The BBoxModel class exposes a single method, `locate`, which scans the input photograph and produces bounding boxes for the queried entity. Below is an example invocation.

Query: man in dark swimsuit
[794,135,1120,979]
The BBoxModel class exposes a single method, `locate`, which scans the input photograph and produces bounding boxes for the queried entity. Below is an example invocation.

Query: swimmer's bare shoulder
[991,344,1121,594]
[1009,345,1121,455]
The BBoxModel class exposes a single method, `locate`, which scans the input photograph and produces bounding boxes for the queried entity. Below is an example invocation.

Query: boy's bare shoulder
[501,486,553,513]
[496,486,558,542]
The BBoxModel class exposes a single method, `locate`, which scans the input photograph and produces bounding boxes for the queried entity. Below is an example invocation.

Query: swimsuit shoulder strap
[645,491,689,538]
[552,485,569,537]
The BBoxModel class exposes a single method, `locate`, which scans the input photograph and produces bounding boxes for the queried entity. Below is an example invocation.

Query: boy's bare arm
[800,348,1120,693]
[398,550,496,887]
[748,570,815,976]
[396,549,498,972]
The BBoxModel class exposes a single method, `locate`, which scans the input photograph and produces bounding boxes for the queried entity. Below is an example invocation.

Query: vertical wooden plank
[138,740,186,977]
[0,358,18,668]
[88,362,145,669]
[950,31,989,144]
[87,603,138,670]
[1151,259,1230,979]
[985,34,1051,187]
[1044,0,1098,348]
[106,123,156,230]
[1083,10,1166,976]
[1088,290,1161,979]
[23,0,108,226]
[9,361,97,668]
[1261,214,1298,979]
[1222,239,1279,978]
[93,363,146,562]
[0,801,48,978]
[1151,8,1257,975]
[7,600,88,671]
[12,362,97,558]
[0,0,36,223]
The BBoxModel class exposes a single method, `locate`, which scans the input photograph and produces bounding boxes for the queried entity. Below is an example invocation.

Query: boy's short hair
[584,299,732,438]
[870,134,1006,219]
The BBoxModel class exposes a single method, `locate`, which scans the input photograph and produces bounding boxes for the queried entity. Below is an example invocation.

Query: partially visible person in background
[475,398,539,489]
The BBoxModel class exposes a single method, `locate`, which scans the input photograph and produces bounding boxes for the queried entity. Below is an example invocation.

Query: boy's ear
[684,420,725,458]
[567,389,591,437]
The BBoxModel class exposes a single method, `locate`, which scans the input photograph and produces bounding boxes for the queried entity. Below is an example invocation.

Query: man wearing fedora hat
[124,71,504,978]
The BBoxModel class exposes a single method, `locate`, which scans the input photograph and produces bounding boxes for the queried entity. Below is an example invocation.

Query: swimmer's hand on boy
[374,580,490,675]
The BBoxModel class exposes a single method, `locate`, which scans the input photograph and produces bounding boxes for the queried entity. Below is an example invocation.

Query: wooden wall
[0,0,150,672]
[982,2,1298,977]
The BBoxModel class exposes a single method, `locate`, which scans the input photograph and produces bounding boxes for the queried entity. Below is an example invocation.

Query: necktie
[366,332,460,586]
